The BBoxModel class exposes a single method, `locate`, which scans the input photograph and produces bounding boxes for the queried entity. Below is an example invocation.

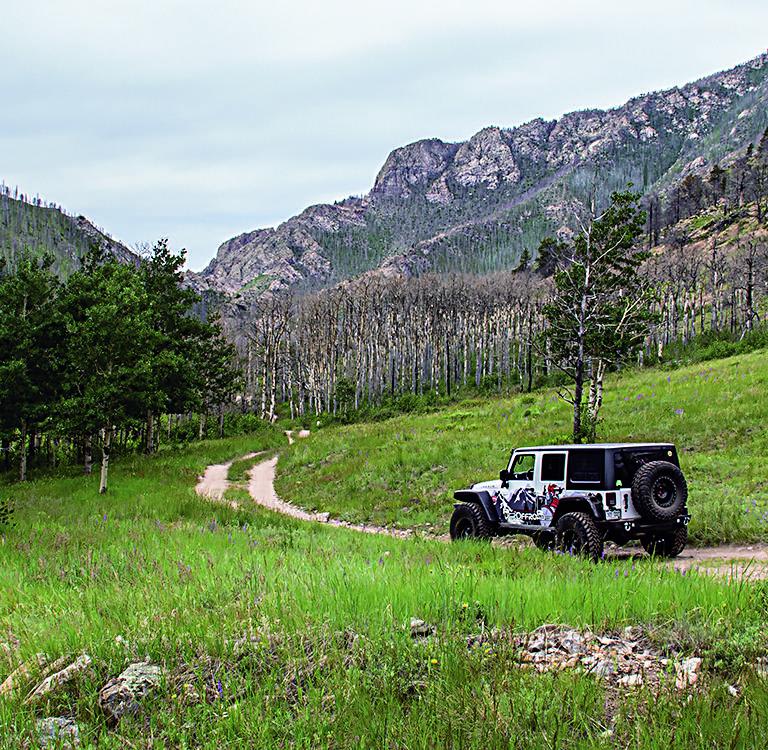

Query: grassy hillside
[2,428,768,747]
[277,349,768,545]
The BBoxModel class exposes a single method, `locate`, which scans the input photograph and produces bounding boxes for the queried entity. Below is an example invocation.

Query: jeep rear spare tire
[631,461,687,522]
[449,503,494,541]
[555,512,603,562]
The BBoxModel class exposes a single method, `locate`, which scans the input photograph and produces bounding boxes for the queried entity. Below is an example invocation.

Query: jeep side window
[510,454,535,481]
[540,453,566,482]
[567,449,604,487]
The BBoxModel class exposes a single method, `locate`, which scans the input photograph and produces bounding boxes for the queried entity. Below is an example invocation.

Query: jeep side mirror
[499,469,510,485]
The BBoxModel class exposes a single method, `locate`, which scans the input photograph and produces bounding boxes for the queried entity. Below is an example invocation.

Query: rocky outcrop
[36,718,80,749]
[98,661,164,724]
[199,51,768,294]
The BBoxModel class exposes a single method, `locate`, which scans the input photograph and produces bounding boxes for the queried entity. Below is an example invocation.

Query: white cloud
[2,0,768,269]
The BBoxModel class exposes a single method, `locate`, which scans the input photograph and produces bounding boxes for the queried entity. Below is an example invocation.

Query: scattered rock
[36,717,79,749]
[409,618,435,638]
[0,653,49,696]
[618,673,644,687]
[98,661,164,724]
[25,655,92,704]
[470,624,702,691]
[728,684,740,697]
[756,657,768,679]
[675,657,702,690]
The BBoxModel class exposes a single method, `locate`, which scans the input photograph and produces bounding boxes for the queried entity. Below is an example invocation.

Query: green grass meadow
[1,352,768,747]
[277,349,768,545]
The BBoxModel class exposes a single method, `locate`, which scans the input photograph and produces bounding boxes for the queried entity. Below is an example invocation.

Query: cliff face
[198,51,768,294]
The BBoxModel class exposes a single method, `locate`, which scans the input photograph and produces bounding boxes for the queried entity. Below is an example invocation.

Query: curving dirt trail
[195,452,262,501]
[198,449,768,577]
[247,455,412,538]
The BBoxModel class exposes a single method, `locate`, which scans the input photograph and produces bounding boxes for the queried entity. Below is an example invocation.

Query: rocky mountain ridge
[197,50,768,295]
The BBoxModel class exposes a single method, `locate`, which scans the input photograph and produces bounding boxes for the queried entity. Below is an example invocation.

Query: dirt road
[199,452,768,577]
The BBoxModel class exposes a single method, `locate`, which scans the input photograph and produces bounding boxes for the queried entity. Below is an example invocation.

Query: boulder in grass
[25,655,92,704]
[409,618,435,638]
[36,717,79,749]
[98,661,164,724]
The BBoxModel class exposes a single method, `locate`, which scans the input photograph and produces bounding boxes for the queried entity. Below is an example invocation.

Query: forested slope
[0,186,138,275]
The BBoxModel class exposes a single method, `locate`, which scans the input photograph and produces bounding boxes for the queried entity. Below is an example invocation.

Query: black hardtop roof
[514,443,674,452]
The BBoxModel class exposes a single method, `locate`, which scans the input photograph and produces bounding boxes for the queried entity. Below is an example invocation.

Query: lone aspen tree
[542,190,653,442]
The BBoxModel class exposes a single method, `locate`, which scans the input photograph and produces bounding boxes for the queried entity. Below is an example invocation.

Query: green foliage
[0,241,241,491]
[541,190,655,441]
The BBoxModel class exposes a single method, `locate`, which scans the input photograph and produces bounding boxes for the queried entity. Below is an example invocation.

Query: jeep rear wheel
[641,526,688,558]
[555,512,603,562]
[632,461,688,522]
[449,503,494,541]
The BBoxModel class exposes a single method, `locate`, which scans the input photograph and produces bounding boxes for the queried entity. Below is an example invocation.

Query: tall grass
[1,374,768,747]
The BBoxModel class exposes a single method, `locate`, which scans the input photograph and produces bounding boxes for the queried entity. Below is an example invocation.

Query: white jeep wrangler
[450,443,690,560]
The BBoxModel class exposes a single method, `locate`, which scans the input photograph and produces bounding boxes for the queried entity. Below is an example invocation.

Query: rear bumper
[605,513,691,536]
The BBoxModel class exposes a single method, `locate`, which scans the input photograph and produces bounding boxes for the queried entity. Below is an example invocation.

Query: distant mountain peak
[197,50,768,295]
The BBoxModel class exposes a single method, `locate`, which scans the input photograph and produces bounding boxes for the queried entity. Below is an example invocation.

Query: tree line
[0,241,239,490]
[237,184,767,441]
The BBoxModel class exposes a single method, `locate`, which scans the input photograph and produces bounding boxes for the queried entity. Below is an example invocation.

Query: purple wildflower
[614,569,620,578]
[674,409,684,416]
[636,394,644,400]
[217,679,223,698]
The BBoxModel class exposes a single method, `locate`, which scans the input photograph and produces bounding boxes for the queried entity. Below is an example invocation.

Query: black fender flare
[453,490,500,524]
[554,494,605,523]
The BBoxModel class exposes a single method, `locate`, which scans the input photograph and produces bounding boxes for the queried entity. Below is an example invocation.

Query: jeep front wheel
[449,503,494,541]
[641,526,688,558]
[555,512,604,562]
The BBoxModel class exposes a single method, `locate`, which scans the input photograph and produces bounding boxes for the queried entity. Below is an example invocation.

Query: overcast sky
[2,1,767,270]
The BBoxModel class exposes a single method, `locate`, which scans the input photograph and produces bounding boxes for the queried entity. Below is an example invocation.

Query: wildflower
[430,658,438,665]
[614,569,620,578]
[666,376,671,383]
[462,602,469,609]
[636,394,644,400]
[674,409,684,416]
[624,570,629,577]
[378,557,384,566]
[217,679,224,698]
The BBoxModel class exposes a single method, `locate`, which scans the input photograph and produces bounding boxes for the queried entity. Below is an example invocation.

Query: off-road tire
[533,530,556,551]
[555,512,604,562]
[641,526,688,558]
[631,461,688,522]
[449,503,494,541]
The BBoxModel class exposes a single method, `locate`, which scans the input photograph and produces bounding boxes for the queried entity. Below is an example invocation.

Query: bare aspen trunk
[99,426,112,495]
[218,408,225,438]
[19,419,28,482]
[198,412,206,440]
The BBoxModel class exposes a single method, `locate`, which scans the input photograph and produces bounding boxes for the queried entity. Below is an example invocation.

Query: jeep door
[536,451,567,495]
[505,452,538,497]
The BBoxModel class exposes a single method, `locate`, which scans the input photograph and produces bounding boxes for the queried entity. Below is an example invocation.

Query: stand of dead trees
[236,234,767,421]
